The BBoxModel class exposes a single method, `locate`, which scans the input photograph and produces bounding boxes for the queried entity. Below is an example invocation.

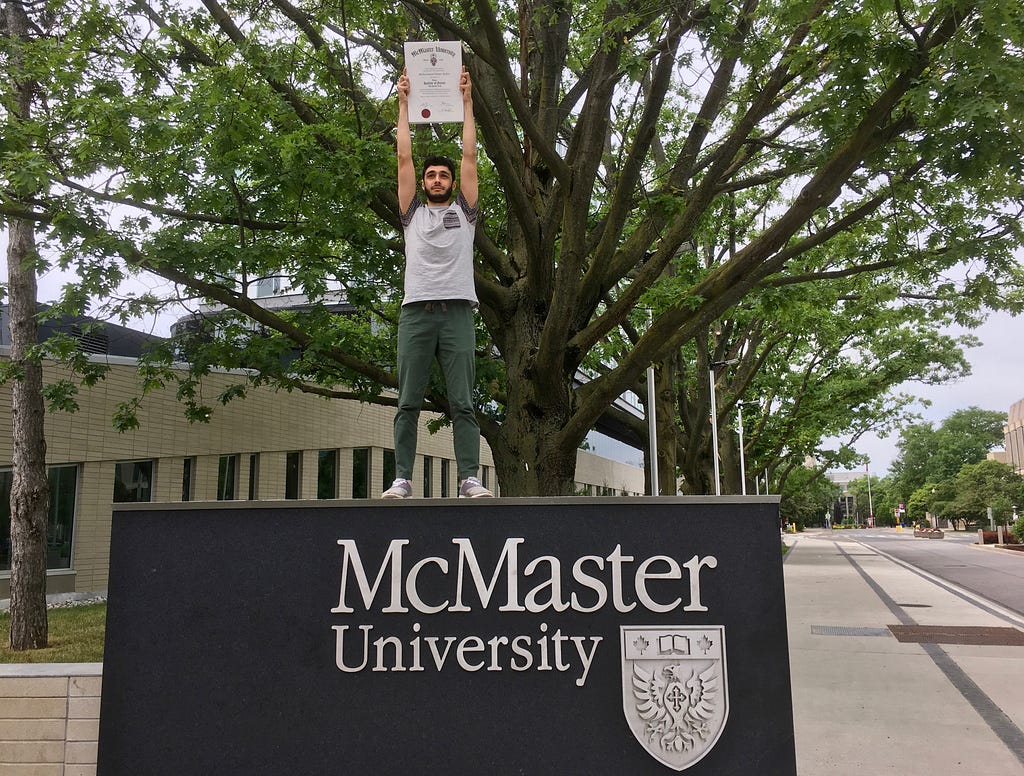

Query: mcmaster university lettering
[329,538,719,687]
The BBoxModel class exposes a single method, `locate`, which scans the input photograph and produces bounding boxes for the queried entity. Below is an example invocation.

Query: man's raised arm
[397,68,416,214]
[459,66,478,209]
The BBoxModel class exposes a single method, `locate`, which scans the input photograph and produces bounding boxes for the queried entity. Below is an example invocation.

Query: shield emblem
[621,625,729,771]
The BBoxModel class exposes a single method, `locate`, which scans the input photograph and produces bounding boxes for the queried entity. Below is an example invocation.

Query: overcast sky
[840,308,1023,476]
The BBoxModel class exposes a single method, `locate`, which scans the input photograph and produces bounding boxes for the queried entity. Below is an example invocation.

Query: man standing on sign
[382,64,493,499]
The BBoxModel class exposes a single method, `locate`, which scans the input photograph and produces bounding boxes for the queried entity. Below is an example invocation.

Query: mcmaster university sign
[99,498,797,774]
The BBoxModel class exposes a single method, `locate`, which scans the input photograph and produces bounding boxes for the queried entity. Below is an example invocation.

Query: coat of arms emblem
[621,625,729,771]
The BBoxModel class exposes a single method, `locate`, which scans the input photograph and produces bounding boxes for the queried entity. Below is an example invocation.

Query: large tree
[3,0,1024,495]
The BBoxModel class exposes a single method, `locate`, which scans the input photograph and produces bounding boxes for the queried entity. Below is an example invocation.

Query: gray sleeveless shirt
[399,192,479,306]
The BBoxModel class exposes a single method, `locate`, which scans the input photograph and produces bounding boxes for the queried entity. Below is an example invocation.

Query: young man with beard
[382,64,493,499]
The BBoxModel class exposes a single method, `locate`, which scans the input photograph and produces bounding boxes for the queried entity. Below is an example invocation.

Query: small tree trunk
[4,0,49,649]
[7,215,50,650]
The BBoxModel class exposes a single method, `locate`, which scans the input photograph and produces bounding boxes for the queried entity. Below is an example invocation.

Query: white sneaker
[459,477,493,498]
[382,478,412,499]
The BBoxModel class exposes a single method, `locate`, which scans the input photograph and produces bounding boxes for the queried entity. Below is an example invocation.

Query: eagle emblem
[621,626,728,771]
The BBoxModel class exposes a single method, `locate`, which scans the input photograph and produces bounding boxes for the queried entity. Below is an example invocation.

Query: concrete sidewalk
[785,529,1024,775]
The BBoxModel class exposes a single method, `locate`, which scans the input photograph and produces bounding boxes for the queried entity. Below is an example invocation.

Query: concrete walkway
[785,529,1024,775]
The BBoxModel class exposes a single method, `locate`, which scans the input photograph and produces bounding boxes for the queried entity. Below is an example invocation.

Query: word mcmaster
[331,538,719,615]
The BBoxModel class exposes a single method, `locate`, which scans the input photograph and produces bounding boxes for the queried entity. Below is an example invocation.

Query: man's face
[422,165,454,204]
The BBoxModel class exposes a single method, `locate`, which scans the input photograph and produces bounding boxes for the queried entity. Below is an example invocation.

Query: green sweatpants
[394,301,480,482]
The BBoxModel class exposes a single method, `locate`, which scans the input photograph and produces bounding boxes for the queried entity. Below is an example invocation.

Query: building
[0,347,644,598]
[1005,397,1024,476]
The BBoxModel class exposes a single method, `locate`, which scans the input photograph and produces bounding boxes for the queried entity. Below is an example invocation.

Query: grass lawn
[0,603,106,663]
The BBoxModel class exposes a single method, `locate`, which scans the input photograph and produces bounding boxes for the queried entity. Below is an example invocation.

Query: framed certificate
[404,41,463,124]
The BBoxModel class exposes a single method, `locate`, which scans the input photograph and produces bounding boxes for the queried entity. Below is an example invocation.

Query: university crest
[620,625,729,771]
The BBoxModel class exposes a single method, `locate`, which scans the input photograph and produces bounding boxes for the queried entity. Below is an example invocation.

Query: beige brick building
[1,353,645,598]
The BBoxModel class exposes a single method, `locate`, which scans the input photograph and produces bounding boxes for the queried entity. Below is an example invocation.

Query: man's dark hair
[420,154,456,180]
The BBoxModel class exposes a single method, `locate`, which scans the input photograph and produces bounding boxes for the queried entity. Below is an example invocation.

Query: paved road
[849,528,1024,617]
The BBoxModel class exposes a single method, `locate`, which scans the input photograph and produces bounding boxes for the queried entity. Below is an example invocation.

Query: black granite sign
[98,498,796,775]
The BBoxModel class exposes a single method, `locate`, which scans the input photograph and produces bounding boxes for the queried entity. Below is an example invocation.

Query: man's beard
[424,184,454,204]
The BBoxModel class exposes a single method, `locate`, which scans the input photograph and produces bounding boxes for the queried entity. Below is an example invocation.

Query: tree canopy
[889,406,1009,501]
[3,0,1024,494]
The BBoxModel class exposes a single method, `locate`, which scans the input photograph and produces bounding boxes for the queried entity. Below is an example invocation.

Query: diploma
[404,41,463,124]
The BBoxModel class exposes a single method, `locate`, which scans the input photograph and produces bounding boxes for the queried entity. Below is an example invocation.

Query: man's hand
[398,67,410,106]
[459,66,472,105]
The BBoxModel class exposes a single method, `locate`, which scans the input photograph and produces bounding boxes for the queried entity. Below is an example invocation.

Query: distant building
[1005,398,1024,475]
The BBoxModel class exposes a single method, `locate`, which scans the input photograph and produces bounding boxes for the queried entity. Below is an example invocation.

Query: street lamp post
[646,363,659,496]
[736,401,746,496]
[708,358,738,496]
[866,462,874,527]
[708,367,721,496]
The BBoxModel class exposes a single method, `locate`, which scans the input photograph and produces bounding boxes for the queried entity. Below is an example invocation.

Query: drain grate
[895,603,932,608]
[811,625,892,637]
[888,625,1024,646]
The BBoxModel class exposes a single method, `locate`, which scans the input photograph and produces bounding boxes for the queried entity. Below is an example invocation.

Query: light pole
[865,462,874,527]
[736,401,746,496]
[708,358,738,496]
[646,363,659,496]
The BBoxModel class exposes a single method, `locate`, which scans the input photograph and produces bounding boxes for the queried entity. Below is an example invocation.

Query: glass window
[440,459,450,498]
[482,466,489,489]
[383,449,396,491]
[422,456,433,498]
[318,450,338,499]
[217,455,239,501]
[113,460,154,503]
[181,457,196,502]
[285,451,302,500]
[352,448,370,499]
[248,454,260,500]
[1,465,78,571]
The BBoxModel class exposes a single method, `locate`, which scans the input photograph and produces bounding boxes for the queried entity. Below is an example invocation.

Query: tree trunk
[6,215,50,650]
[492,383,579,497]
[4,0,49,650]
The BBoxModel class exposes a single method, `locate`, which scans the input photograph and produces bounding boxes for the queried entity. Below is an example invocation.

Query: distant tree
[890,408,1008,503]
[845,474,883,525]
[779,467,839,530]
[946,460,1024,530]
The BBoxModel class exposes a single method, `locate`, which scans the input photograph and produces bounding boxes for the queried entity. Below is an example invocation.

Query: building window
[318,450,338,499]
[422,456,433,498]
[113,460,154,503]
[285,451,302,500]
[181,457,196,502]
[482,466,490,489]
[1,465,78,572]
[383,449,396,491]
[440,459,450,498]
[248,454,260,500]
[352,448,370,499]
[217,455,239,501]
